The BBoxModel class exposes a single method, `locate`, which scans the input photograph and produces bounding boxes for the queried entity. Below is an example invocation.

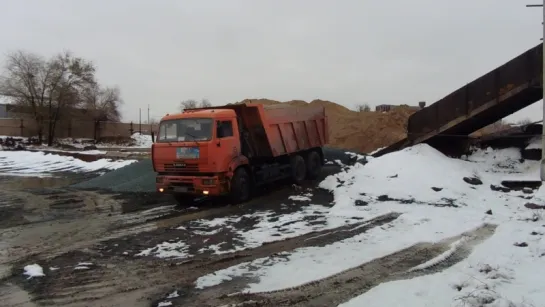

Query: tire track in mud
[0,177,328,268]
[0,170,340,307]
[195,223,497,307]
[6,213,400,307]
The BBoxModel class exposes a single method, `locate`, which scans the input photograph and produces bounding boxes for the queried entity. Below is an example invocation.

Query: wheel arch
[227,155,250,178]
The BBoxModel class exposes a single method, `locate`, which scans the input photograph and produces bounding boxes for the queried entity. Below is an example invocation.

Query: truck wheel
[173,193,195,207]
[306,151,322,180]
[291,155,306,184]
[230,167,251,204]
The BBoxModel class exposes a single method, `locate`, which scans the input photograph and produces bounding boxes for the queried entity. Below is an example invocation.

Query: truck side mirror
[151,131,155,143]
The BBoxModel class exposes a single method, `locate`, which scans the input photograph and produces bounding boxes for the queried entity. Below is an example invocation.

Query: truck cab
[152,108,243,200]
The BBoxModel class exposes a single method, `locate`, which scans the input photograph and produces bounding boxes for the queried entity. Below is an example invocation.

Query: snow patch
[288,193,312,202]
[131,132,153,148]
[525,136,541,150]
[194,144,545,306]
[136,241,189,259]
[23,264,45,279]
[0,150,136,176]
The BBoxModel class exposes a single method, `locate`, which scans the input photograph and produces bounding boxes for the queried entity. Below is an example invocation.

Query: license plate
[174,163,186,167]
[176,147,200,159]
[173,186,188,192]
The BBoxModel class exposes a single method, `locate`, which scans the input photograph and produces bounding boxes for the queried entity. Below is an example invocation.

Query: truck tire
[306,151,322,180]
[291,155,306,184]
[173,193,195,207]
[230,167,251,204]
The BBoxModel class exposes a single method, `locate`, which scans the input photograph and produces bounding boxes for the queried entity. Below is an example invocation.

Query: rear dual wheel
[306,151,322,180]
[291,155,306,185]
[291,151,322,184]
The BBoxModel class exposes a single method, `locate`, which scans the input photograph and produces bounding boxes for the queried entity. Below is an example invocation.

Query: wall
[0,118,158,140]
[0,104,8,118]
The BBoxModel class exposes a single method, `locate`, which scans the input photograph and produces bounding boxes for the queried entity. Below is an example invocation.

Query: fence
[0,118,159,140]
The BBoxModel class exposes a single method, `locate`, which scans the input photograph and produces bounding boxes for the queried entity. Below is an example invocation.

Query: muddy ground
[0,161,496,307]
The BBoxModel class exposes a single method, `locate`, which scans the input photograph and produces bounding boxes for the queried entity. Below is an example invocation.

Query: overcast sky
[1,0,543,123]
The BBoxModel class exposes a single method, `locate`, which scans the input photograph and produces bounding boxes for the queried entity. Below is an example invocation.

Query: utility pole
[147,104,150,125]
[527,1,545,181]
[139,108,142,134]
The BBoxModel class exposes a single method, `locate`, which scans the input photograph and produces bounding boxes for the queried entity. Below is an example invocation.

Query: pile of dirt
[236,99,417,153]
[470,120,514,137]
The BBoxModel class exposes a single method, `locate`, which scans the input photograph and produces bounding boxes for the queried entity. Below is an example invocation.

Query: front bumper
[155,175,228,196]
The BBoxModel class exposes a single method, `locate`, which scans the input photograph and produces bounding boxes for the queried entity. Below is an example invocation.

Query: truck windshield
[157,118,213,142]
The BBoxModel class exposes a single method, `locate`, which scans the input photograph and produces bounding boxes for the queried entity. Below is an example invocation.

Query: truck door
[215,119,241,162]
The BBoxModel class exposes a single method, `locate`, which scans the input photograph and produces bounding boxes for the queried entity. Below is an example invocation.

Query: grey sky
[1,0,543,123]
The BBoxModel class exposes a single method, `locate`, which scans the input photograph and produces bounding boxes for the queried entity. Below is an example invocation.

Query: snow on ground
[193,144,545,306]
[136,198,367,259]
[23,148,108,155]
[0,150,136,176]
[340,220,545,307]
[136,241,190,259]
[130,132,153,148]
[56,133,152,149]
[288,193,312,202]
[23,264,45,279]
[368,146,385,155]
[0,132,153,149]
[526,136,541,150]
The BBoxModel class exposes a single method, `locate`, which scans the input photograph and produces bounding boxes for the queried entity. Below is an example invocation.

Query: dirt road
[0,161,497,307]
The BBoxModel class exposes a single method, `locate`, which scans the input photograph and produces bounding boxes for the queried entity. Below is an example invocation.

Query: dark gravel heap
[71,159,156,192]
[71,147,364,193]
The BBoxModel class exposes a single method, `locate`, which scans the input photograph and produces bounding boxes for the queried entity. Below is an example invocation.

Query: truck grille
[163,163,199,172]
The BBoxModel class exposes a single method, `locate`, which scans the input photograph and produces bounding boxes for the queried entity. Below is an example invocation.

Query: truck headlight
[202,179,215,185]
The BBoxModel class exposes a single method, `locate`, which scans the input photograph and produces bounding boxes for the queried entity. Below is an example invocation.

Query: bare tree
[81,83,123,122]
[0,51,50,142]
[200,98,212,108]
[180,99,198,111]
[0,50,96,145]
[44,51,95,145]
[180,98,212,111]
[357,103,371,112]
[81,84,122,140]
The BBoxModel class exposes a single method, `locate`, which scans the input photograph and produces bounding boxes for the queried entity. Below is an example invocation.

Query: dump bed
[199,103,328,158]
[256,104,328,157]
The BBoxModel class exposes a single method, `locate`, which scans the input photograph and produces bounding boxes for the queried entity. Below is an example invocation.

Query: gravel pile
[71,147,364,193]
[71,159,156,192]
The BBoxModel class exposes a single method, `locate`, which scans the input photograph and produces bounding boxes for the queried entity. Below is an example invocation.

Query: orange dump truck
[151,103,328,205]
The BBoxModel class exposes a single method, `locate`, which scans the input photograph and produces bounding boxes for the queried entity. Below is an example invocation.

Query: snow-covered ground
[0,150,136,176]
[526,136,541,150]
[130,132,153,148]
[23,264,45,279]
[190,145,545,306]
[0,132,153,150]
[137,201,366,259]
[55,132,152,149]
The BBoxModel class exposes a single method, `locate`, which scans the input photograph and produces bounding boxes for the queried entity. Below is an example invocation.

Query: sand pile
[236,99,416,153]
